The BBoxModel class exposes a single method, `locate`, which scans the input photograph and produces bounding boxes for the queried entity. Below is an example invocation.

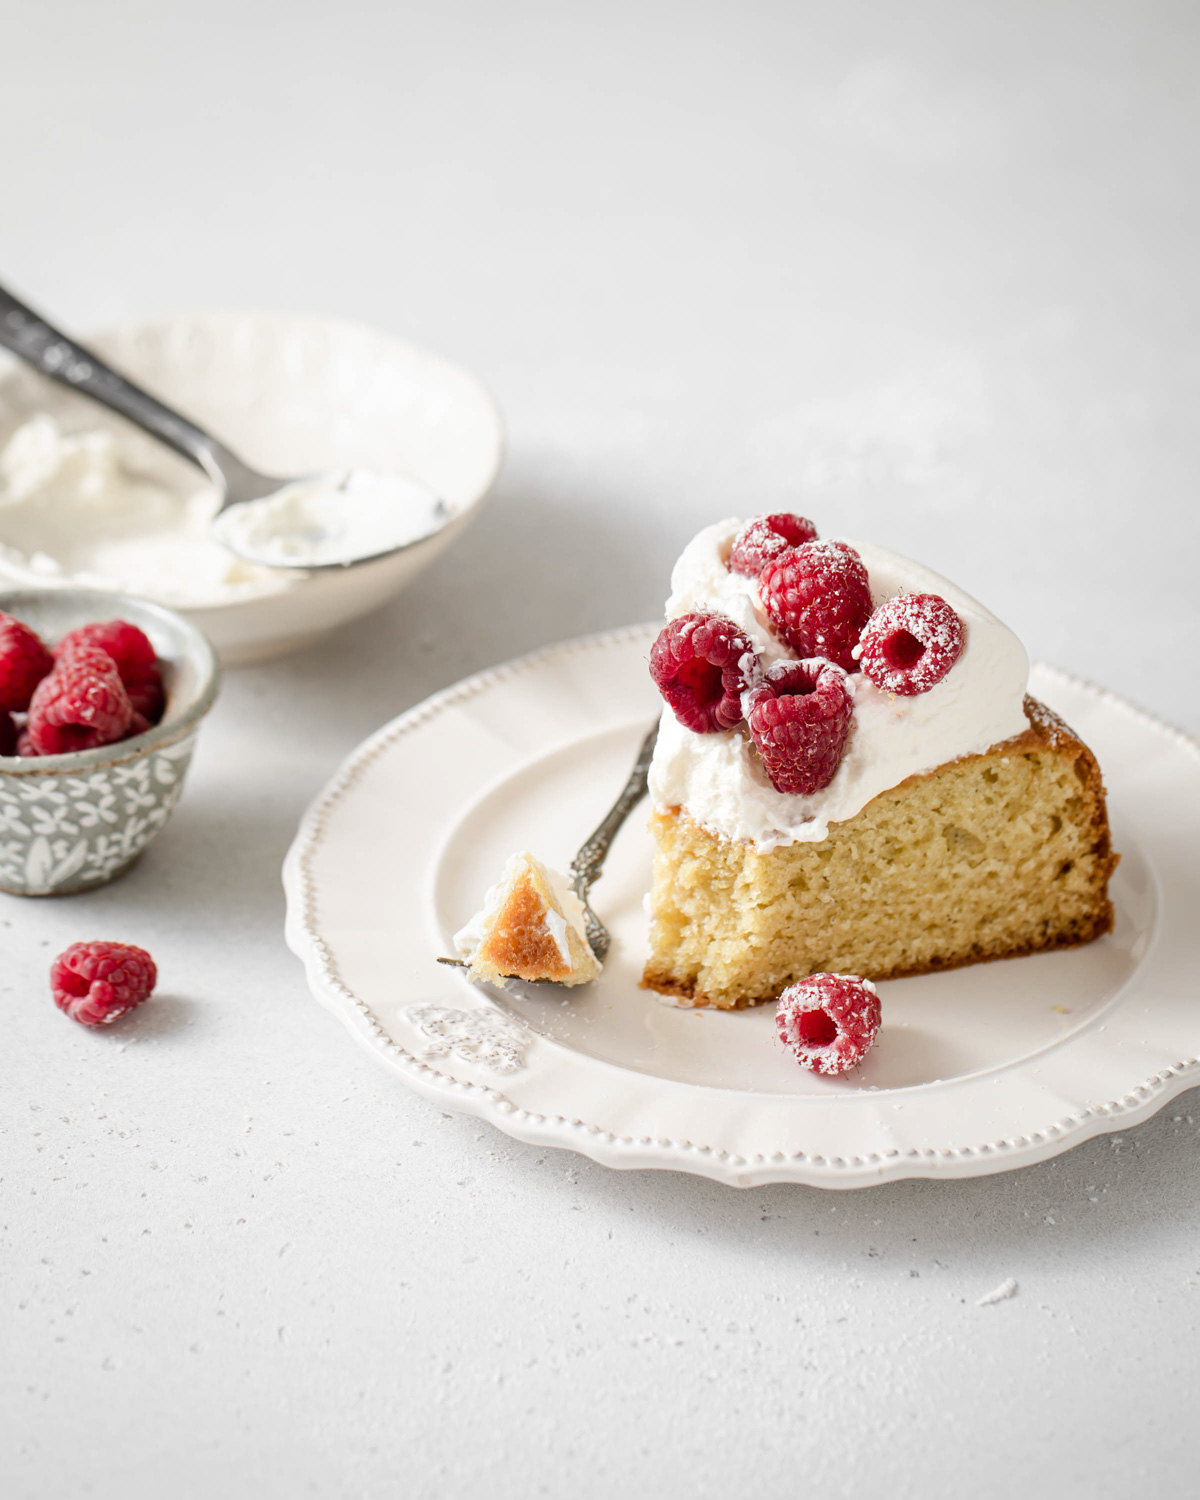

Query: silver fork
[441,719,659,974]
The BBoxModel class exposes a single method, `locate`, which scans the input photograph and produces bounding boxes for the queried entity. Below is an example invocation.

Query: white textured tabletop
[4,4,1198,1497]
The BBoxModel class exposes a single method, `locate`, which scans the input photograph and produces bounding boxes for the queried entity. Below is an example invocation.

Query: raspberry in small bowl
[0,589,219,896]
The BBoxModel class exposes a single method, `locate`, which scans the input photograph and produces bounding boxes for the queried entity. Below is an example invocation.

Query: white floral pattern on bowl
[0,589,218,896]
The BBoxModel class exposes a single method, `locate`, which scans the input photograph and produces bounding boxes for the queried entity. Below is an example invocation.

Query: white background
[3,3,1199,1497]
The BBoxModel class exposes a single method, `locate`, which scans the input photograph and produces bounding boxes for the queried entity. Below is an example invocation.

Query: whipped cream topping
[648,519,1030,849]
[0,415,293,607]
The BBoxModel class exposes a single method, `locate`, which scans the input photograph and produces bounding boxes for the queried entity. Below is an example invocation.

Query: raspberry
[856,592,964,696]
[759,541,873,672]
[15,729,38,757]
[728,513,818,577]
[744,658,854,795]
[56,619,156,674]
[57,620,164,724]
[0,712,15,756]
[776,973,881,1075]
[649,613,757,733]
[27,645,133,755]
[0,611,53,712]
[121,667,164,724]
[50,941,157,1027]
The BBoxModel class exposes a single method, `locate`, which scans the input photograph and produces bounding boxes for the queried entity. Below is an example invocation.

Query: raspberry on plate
[0,611,54,713]
[856,592,964,696]
[759,541,873,672]
[744,658,853,795]
[649,612,757,733]
[51,941,158,1027]
[27,644,134,755]
[776,973,881,1075]
[727,513,818,577]
[56,620,164,724]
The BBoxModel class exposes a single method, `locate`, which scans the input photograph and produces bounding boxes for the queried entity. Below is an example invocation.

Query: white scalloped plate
[283,626,1200,1188]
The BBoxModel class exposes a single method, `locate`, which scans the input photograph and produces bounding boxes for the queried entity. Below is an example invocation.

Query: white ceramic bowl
[0,311,504,665]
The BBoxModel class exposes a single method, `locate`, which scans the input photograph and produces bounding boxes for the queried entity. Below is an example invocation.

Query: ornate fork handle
[569,720,659,961]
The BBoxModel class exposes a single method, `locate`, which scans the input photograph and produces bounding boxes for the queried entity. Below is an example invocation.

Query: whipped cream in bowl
[648,519,1031,849]
[0,310,504,664]
[0,414,295,607]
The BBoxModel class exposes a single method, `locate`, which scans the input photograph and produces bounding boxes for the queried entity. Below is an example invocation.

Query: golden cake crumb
[642,697,1118,1009]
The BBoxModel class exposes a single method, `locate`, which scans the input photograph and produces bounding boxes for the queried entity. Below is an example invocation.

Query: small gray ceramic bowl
[0,589,219,896]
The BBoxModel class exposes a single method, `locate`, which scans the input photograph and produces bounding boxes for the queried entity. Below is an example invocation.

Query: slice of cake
[454,852,601,987]
[642,516,1117,1010]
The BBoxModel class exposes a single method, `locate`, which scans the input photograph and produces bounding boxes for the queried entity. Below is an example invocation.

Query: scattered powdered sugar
[1023,695,1076,748]
[976,1277,1019,1306]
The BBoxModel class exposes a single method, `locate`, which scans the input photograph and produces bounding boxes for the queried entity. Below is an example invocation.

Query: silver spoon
[0,283,450,570]
[440,719,660,977]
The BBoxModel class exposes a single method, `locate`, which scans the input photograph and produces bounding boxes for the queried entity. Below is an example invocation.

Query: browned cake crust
[476,867,578,982]
[641,696,1119,1009]
[467,854,600,987]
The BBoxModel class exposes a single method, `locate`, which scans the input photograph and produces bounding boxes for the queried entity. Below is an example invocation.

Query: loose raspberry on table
[27,644,133,755]
[776,973,881,1075]
[744,658,854,795]
[759,541,873,672]
[649,612,757,733]
[51,941,158,1027]
[856,592,964,696]
[0,712,15,757]
[57,620,164,723]
[0,611,54,713]
[728,513,818,577]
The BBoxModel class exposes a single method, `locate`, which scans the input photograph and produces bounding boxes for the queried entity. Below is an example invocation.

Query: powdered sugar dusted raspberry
[856,592,964,696]
[759,541,873,672]
[650,612,757,733]
[804,538,869,582]
[51,940,157,1026]
[650,523,1031,848]
[727,513,818,577]
[27,644,133,755]
[744,658,853,795]
[776,973,881,1074]
[57,620,164,723]
[0,611,53,713]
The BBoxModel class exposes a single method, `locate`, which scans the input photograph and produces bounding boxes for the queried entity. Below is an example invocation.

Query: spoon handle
[0,282,231,483]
